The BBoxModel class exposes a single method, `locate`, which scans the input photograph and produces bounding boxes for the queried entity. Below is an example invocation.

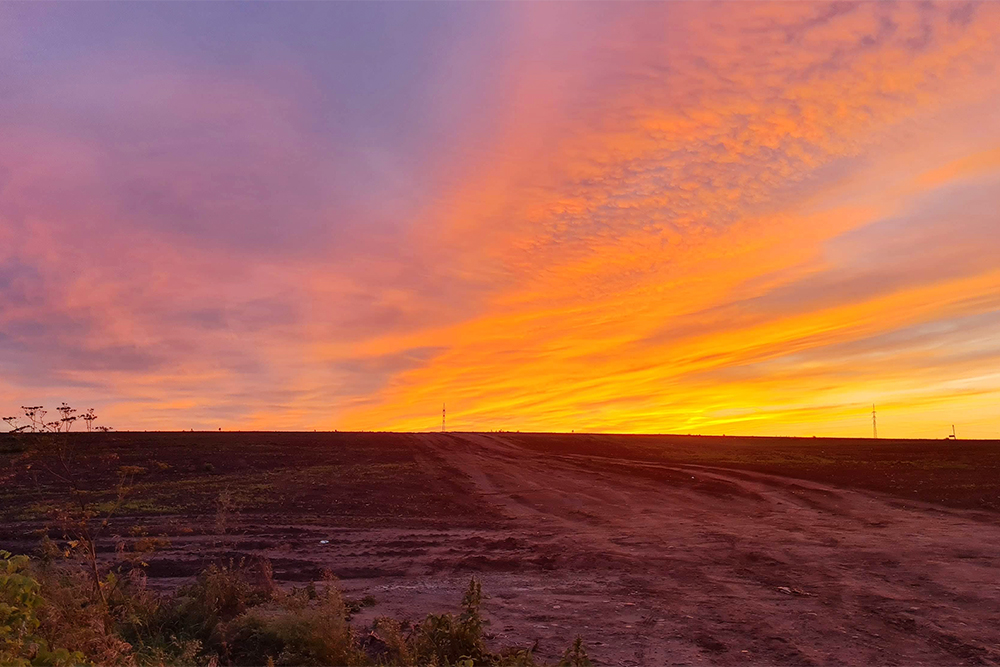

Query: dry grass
[2,551,590,666]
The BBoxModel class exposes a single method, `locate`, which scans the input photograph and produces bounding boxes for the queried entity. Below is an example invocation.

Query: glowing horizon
[2,2,1000,438]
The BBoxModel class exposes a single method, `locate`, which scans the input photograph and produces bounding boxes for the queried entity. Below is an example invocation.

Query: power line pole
[442,403,446,433]
[872,404,878,439]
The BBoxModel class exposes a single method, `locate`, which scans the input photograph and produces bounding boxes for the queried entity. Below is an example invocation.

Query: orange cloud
[3,3,1000,437]
[341,3,1000,437]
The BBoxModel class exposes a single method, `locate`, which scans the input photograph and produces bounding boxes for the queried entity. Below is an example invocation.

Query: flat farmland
[3,431,1000,665]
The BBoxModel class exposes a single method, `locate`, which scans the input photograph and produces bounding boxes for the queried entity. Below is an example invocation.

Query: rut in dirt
[411,432,1000,666]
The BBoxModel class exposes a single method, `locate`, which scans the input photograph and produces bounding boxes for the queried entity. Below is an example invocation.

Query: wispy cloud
[1,2,999,436]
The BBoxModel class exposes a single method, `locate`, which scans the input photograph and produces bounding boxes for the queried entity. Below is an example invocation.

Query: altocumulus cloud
[1,2,1000,435]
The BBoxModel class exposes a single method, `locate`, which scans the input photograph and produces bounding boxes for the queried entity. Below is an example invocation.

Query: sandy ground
[5,431,1000,665]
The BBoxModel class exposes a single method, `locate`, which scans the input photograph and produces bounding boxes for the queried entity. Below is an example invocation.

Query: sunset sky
[2,2,1000,437]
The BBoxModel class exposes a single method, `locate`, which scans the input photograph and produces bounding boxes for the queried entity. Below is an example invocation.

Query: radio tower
[872,404,878,439]
[442,403,446,433]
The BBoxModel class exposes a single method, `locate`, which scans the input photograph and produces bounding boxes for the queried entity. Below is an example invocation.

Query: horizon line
[10,429,997,442]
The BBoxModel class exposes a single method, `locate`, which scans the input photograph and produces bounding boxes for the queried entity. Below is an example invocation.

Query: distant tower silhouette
[442,403,446,433]
[872,404,878,439]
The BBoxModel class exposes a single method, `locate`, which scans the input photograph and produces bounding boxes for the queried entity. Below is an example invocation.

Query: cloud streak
[1,2,999,437]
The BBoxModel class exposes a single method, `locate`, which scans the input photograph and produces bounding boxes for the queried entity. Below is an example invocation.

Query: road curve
[408,432,1000,666]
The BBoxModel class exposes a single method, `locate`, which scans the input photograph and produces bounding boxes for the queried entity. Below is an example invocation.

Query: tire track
[413,432,1000,666]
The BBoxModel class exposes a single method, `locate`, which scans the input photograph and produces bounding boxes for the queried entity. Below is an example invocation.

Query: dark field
[507,432,1000,511]
[3,431,1000,665]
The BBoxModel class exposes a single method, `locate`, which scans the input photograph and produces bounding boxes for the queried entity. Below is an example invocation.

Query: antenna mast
[442,403,446,433]
[872,404,878,439]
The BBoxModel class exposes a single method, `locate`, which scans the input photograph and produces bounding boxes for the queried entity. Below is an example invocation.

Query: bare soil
[3,431,1000,665]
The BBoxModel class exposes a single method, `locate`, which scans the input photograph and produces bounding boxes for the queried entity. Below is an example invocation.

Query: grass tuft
[2,552,589,666]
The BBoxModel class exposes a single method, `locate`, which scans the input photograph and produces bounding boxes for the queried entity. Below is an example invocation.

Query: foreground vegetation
[6,414,1000,666]
[0,415,591,666]
[1,550,590,666]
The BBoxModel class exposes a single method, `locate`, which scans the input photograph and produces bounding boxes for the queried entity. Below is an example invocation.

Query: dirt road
[344,432,1000,665]
[6,431,1000,664]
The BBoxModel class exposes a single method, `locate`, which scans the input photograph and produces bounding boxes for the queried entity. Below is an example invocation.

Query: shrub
[0,550,85,667]
[557,637,592,667]
[4,553,592,667]
[170,557,276,644]
[28,557,140,664]
[222,583,365,666]
[407,577,492,666]
[369,617,415,665]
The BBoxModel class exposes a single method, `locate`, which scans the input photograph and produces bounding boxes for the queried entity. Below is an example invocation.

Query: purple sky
[2,2,1000,437]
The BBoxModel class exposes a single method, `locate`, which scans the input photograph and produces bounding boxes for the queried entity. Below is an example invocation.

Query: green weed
[2,553,592,667]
